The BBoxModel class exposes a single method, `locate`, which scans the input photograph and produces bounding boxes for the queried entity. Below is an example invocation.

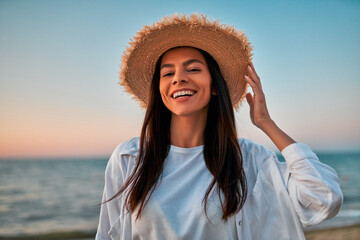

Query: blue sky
[0,0,359,157]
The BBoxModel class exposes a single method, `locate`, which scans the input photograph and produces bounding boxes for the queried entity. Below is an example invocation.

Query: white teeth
[173,90,195,99]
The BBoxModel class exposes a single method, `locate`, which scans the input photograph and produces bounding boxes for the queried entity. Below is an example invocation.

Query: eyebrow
[160,59,205,70]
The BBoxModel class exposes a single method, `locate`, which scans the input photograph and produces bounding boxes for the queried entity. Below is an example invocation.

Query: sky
[0,0,359,158]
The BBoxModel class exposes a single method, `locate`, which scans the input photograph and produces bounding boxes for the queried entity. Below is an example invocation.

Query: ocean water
[0,157,107,237]
[0,152,359,237]
[303,152,360,230]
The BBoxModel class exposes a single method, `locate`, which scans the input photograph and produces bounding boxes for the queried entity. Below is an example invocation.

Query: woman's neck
[170,112,207,148]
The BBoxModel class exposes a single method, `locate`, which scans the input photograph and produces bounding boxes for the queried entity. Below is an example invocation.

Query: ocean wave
[337,209,360,218]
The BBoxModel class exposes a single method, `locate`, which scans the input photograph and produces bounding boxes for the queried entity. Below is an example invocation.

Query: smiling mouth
[172,90,197,99]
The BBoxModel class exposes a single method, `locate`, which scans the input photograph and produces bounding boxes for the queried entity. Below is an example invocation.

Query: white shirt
[131,144,237,240]
[95,137,343,240]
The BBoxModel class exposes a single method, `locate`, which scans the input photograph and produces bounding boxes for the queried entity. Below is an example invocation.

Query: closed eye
[188,68,201,72]
[162,72,174,77]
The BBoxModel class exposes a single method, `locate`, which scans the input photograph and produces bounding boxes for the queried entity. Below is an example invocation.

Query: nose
[171,70,188,85]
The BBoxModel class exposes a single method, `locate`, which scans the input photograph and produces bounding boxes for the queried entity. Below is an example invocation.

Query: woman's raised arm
[244,62,296,151]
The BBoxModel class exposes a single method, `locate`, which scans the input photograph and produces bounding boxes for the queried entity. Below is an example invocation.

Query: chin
[169,106,209,117]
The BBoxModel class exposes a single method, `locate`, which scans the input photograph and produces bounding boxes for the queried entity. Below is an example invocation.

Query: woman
[96,14,342,240]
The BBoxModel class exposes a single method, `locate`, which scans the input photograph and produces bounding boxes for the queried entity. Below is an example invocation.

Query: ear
[211,85,217,95]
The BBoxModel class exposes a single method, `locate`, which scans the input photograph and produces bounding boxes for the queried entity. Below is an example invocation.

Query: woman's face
[159,47,212,117]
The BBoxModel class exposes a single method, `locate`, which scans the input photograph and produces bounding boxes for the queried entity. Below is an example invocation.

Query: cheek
[159,80,170,103]
[204,76,213,97]
[159,80,166,97]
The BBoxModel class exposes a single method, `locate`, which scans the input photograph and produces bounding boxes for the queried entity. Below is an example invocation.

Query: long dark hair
[103,47,247,220]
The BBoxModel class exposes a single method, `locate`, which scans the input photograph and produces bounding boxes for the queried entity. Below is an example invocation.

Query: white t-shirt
[131,144,237,240]
[95,137,343,240]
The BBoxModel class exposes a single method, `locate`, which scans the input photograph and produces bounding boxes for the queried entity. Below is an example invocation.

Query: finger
[248,62,262,89]
[249,62,260,80]
[246,93,255,124]
[245,75,261,96]
[246,92,253,107]
[247,65,262,90]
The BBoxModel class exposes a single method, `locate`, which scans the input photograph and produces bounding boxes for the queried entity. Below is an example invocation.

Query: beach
[0,224,359,239]
[305,224,360,240]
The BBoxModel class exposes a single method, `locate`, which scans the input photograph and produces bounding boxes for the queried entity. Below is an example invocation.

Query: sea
[0,152,359,238]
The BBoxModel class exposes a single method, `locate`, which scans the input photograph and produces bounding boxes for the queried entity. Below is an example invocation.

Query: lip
[173,95,194,103]
[170,88,197,99]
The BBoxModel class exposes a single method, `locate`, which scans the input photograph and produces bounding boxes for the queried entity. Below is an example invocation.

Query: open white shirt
[95,137,343,240]
[130,144,238,240]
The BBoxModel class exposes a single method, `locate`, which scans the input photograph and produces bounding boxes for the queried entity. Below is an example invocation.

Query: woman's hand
[244,62,272,130]
[244,62,296,151]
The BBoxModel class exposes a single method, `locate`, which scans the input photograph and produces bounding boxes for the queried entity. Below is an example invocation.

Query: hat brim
[120,14,253,109]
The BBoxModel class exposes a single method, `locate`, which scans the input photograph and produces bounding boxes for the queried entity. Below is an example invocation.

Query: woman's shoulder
[237,138,278,173]
[112,136,141,157]
[105,137,140,178]
[237,138,274,157]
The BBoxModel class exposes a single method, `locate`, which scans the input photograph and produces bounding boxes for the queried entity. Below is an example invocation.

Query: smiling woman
[159,47,212,123]
[95,13,343,240]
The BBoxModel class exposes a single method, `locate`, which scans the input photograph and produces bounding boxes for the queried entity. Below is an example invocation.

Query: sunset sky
[1,0,359,158]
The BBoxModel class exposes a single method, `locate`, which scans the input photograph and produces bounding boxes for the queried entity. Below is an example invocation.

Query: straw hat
[119,13,253,109]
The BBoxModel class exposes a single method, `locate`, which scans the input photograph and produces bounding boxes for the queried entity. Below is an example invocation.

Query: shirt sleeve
[280,142,343,227]
[95,142,130,240]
